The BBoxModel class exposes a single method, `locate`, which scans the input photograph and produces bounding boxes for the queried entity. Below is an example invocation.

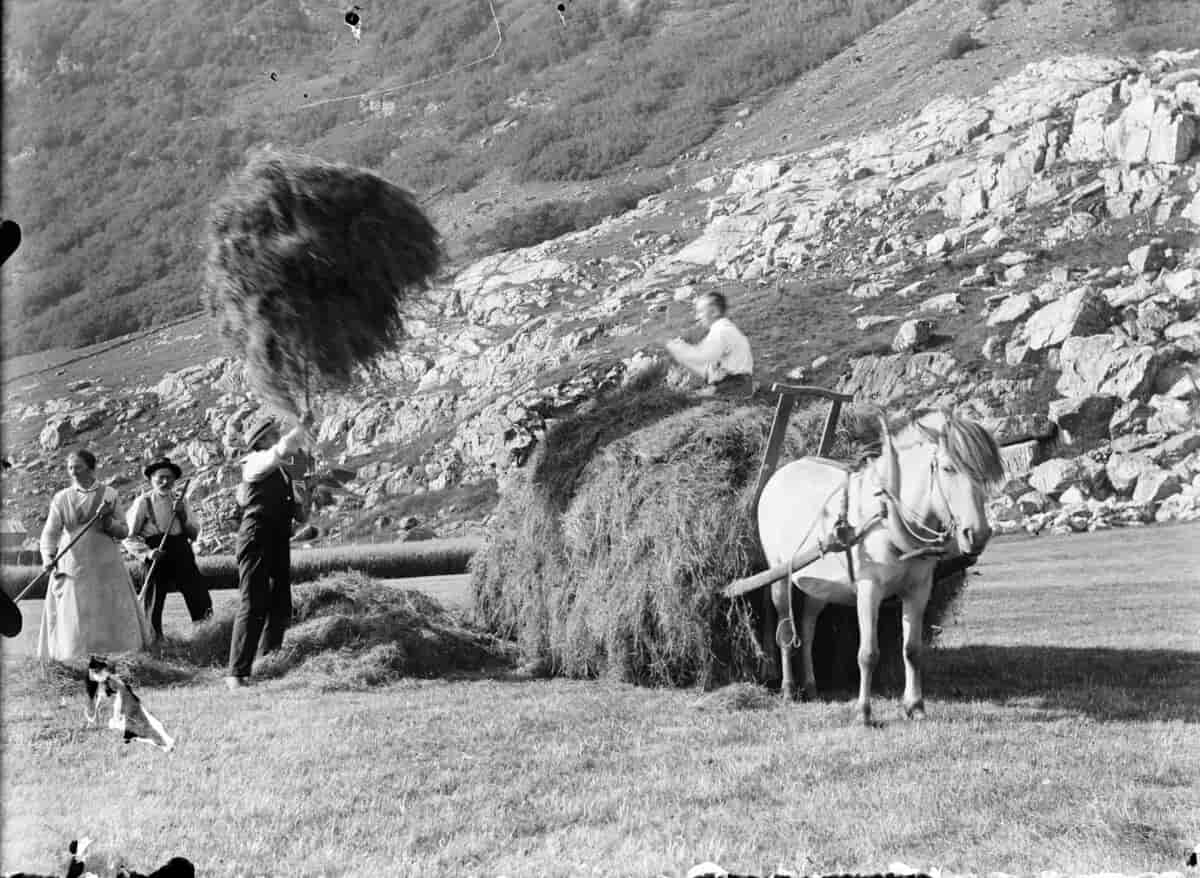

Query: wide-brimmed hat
[242,414,279,451]
[144,457,182,480]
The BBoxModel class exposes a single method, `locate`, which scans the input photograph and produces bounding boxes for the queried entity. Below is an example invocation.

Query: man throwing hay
[225,413,312,689]
[124,457,213,642]
[665,292,754,398]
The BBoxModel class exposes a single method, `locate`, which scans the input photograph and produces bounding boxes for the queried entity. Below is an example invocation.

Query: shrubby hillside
[2,0,918,355]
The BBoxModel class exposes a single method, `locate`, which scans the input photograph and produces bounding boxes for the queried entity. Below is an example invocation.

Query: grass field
[2,524,1198,877]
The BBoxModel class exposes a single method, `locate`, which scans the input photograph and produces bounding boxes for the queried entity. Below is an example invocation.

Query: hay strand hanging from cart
[202,149,443,419]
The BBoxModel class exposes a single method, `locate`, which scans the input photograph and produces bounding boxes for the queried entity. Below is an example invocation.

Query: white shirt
[243,447,289,483]
[123,491,198,560]
[676,317,754,383]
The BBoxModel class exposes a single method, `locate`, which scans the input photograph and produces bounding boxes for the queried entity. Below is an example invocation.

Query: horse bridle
[875,423,959,554]
[775,426,967,650]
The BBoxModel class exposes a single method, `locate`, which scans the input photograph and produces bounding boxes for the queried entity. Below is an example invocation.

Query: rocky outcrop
[6,51,1200,548]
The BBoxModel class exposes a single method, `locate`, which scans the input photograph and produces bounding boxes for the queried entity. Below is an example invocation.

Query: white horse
[756,408,1005,724]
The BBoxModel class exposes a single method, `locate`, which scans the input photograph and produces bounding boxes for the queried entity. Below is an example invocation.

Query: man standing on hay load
[124,457,213,643]
[665,292,754,398]
[225,413,312,690]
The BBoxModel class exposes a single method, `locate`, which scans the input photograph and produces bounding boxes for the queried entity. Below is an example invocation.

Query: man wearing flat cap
[125,457,212,642]
[225,412,312,689]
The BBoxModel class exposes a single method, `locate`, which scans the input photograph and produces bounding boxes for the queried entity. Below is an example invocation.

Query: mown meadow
[3,524,1197,876]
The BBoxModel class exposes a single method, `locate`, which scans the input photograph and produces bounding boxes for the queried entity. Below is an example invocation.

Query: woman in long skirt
[38,450,153,661]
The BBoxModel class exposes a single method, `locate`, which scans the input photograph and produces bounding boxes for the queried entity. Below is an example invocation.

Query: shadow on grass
[926,644,1200,723]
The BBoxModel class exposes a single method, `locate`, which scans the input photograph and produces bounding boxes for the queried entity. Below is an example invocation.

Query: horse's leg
[855,578,884,726]
[760,588,779,685]
[799,592,826,702]
[771,579,798,700]
[901,576,934,720]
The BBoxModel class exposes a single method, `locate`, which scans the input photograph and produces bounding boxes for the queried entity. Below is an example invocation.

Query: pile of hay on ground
[251,572,511,689]
[472,371,972,693]
[21,572,512,695]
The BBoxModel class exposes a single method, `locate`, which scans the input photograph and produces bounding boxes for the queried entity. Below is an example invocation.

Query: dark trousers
[227,527,292,678]
[141,534,213,639]
[709,373,755,398]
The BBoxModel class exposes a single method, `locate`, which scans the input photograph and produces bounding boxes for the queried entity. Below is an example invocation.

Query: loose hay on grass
[472,372,971,693]
[249,571,511,688]
[13,572,512,698]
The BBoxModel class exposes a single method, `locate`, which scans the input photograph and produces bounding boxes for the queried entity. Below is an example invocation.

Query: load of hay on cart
[471,371,978,696]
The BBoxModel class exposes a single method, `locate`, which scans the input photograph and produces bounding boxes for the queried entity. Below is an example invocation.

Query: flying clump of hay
[203,149,442,418]
[473,371,972,692]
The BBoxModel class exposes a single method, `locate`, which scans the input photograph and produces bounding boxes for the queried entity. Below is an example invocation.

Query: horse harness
[777,442,957,649]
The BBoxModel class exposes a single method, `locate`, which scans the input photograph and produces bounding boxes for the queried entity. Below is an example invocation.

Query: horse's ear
[876,414,900,496]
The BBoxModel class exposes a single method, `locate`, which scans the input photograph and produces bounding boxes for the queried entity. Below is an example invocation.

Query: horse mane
[892,408,1006,491]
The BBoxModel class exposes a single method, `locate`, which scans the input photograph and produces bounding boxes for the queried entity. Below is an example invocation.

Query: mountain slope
[2,0,1200,554]
[2,0,920,356]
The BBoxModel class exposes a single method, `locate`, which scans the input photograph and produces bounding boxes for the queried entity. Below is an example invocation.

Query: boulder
[1128,240,1168,274]
[1109,399,1154,437]
[1024,288,1114,350]
[1028,458,1082,498]
[838,354,907,401]
[987,293,1035,326]
[984,413,1056,445]
[1055,335,1158,401]
[1058,485,1088,506]
[1162,267,1200,297]
[672,214,766,267]
[981,335,1004,361]
[892,319,934,353]
[1078,455,1112,495]
[1154,430,1200,465]
[1155,490,1200,523]
[1154,361,1200,398]
[1131,469,1182,505]
[1105,452,1158,494]
[1005,338,1034,366]
[1135,300,1175,339]
[39,417,73,452]
[905,352,960,387]
[1147,394,1196,433]
[69,407,106,434]
[918,292,965,314]
[999,439,1043,477]
[1016,490,1050,515]
[727,159,786,195]
[1048,395,1119,443]
[925,232,952,257]
[1165,318,1200,343]
[1103,91,1156,164]
[1146,108,1196,164]
[856,315,901,330]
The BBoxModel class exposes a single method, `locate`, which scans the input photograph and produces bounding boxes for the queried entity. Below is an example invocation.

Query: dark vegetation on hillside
[3,0,918,356]
[6,0,1198,360]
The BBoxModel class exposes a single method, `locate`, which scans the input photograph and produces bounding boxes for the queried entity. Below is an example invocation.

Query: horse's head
[920,410,1004,556]
[885,409,1005,558]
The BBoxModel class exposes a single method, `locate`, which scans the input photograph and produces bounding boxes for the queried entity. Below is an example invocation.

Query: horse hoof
[800,684,818,703]
[904,701,926,721]
[782,684,802,703]
[856,705,872,726]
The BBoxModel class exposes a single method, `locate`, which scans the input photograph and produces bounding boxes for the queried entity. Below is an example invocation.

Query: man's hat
[144,457,182,480]
[242,414,279,451]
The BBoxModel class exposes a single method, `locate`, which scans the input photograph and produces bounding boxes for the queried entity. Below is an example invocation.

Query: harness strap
[780,471,886,649]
